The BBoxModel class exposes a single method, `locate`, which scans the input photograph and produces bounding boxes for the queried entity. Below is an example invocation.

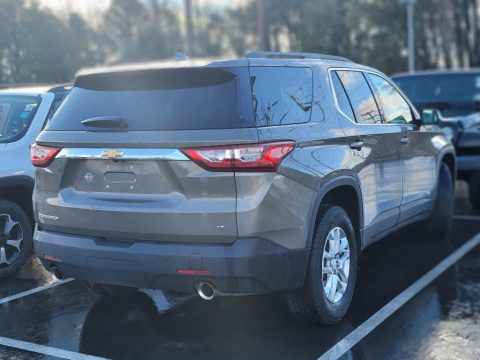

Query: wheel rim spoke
[0,247,9,265]
[6,238,22,251]
[322,265,333,274]
[2,215,19,236]
[328,274,339,301]
[328,239,337,257]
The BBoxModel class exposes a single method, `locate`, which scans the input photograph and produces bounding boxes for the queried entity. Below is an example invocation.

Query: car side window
[367,73,413,124]
[336,70,382,125]
[250,67,313,126]
[331,72,356,121]
[0,95,40,143]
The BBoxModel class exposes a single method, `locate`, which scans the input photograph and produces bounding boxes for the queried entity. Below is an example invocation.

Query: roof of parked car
[392,69,480,78]
[76,52,376,78]
[0,84,70,96]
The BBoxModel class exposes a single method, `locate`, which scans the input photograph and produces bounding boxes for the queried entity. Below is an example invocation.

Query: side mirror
[421,108,442,125]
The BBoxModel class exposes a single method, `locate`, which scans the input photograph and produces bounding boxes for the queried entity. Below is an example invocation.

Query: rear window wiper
[81,117,128,129]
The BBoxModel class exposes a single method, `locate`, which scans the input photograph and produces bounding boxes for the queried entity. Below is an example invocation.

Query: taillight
[181,141,295,172]
[30,144,61,167]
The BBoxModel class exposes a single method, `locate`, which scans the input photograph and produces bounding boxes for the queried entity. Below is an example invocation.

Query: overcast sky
[39,0,111,14]
[39,0,238,16]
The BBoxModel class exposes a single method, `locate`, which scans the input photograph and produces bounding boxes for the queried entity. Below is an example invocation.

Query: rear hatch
[33,66,258,244]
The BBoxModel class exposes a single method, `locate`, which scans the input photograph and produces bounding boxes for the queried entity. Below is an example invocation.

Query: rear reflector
[176,269,212,276]
[44,254,64,262]
[31,144,61,167]
[181,141,295,172]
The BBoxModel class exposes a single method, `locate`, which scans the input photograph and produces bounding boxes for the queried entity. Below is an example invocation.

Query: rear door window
[367,73,413,124]
[250,67,313,126]
[0,95,40,143]
[47,67,253,131]
[336,70,382,125]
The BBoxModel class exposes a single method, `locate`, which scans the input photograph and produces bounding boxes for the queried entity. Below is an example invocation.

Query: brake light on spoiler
[181,141,295,172]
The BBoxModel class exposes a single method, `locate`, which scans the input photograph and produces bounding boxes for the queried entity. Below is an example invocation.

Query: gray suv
[32,52,455,324]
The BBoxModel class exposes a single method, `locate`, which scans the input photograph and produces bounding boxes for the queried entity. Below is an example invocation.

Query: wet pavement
[1,180,479,360]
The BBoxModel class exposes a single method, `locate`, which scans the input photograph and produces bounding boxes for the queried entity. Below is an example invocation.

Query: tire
[426,163,454,238]
[82,281,138,298]
[0,200,33,278]
[468,171,480,209]
[285,205,358,324]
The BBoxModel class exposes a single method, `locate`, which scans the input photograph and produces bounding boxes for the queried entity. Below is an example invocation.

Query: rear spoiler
[75,68,237,91]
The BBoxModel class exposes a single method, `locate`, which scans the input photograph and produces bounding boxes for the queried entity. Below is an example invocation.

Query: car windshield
[0,95,40,143]
[394,73,480,116]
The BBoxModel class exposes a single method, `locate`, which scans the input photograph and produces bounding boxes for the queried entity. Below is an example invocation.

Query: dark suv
[393,70,480,208]
[32,52,455,324]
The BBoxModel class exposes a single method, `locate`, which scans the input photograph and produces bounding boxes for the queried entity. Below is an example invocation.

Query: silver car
[0,85,68,278]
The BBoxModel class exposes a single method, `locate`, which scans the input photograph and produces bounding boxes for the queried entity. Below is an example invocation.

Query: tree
[0,0,101,84]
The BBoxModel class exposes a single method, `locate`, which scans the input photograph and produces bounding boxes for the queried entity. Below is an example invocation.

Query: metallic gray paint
[32,58,456,294]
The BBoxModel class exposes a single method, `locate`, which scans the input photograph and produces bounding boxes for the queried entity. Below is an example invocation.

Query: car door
[332,69,403,243]
[366,73,437,223]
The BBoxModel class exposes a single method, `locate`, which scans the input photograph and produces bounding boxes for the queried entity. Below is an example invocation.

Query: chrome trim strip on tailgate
[56,148,189,160]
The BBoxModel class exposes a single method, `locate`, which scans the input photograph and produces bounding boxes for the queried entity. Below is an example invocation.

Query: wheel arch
[307,176,364,257]
[440,151,456,184]
[0,176,35,224]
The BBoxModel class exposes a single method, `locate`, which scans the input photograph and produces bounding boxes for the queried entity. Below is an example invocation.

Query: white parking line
[0,335,107,360]
[318,233,480,360]
[0,278,73,306]
[454,214,480,221]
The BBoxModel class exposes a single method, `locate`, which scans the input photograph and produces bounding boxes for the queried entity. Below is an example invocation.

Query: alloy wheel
[321,226,350,303]
[0,214,23,267]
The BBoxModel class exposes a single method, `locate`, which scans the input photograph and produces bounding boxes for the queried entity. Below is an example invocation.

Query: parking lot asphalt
[1,181,479,360]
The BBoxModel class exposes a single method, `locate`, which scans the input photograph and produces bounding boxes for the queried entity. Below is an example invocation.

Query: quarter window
[368,73,413,124]
[336,70,382,125]
[250,67,313,126]
[331,72,356,121]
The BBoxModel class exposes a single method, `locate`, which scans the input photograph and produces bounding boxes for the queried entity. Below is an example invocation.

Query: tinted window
[250,67,313,126]
[394,73,480,103]
[368,74,413,124]
[331,72,356,121]
[393,73,480,117]
[336,70,381,124]
[47,68,253,131]
[0,95,40,143]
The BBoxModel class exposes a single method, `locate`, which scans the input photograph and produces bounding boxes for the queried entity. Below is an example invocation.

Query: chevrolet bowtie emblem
[101,149,124,159]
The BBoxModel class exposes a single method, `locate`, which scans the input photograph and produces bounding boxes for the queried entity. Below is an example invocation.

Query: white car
[0,85,69,278]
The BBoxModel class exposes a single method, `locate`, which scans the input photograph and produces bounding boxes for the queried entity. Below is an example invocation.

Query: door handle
[349,141,364,150]
[400,137,410,145]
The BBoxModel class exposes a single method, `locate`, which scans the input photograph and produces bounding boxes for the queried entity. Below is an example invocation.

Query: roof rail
[245,51,354,62]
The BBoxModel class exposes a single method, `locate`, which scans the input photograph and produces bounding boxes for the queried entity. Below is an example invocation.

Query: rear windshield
[0,95,40,143]
[46,68,254,131]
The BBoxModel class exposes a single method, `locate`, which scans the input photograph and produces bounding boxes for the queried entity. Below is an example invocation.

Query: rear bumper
[34,227,309,294]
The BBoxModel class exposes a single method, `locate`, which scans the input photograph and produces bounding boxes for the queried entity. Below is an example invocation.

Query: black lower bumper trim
[34,228,310,294]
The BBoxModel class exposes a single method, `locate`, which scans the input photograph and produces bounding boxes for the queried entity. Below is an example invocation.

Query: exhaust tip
[51,265,64,280]
[196,281,215,301]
